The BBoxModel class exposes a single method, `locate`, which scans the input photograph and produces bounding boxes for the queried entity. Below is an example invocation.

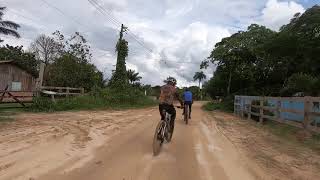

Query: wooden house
[0,60,36,91]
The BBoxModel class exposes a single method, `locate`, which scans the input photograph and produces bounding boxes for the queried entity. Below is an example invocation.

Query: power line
[88,0,121,29]
[88,0,153,54]
[39,0,88,30]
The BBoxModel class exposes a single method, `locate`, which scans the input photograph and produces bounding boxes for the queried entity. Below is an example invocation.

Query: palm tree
[127,69,142,84]
[0,7,20,42]
[193,71,207,88]
[193,71,207,100]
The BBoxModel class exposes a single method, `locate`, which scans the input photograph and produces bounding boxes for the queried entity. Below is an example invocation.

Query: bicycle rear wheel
[184,105,189,124]
[153,120,164,156]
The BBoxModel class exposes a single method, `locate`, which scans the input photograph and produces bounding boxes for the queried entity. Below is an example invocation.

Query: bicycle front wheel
[153,120,164,156]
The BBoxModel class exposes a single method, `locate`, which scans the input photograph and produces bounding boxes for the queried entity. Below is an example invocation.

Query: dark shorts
[184,101,192,114]
[159,103,176,121]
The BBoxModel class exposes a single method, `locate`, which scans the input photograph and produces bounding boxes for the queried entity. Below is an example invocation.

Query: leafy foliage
[45,54,104,90]
[37,31,104,90]
[0,7,20,42]
[193,71,206,87]
[109,38,129,89]
[30,87,156,112]
[29,34,63,64]
[127,69,142,84]
[205,5,320,98]
[0,45,38,77]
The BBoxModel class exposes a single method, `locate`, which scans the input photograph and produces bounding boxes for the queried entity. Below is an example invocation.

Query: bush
[203,97,234,113]
[30,87,157,112]
[282,73,318,96]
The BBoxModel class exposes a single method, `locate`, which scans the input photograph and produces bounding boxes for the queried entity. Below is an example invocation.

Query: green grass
[0,111,16,123]
[29,88,157,112]
[203,101,233,113]
[262,120,320,152]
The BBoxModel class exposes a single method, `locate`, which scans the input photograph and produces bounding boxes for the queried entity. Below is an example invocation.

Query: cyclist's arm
[175,91,183,106]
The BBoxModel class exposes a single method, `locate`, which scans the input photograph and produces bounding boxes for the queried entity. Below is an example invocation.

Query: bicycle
[153,106,181,156]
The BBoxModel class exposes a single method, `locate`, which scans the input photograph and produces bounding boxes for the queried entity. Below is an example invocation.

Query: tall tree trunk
[227,71,232,96]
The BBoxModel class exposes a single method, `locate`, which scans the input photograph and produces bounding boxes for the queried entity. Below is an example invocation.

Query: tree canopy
[205,5,320,98]
[0,7,20,42]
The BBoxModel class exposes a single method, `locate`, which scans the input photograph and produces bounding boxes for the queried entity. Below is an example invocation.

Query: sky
[0,0,318,87]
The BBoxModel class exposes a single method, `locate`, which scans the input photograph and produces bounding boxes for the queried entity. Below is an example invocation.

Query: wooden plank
[55,93,82,96]
[41,86,83,91]
[251,105,276,111]
[279,108,304,114]
[250,112,260,116]
[309,112,320,116]
[7,91,25,107]
[259,99,264,123]
[304,96,312,130]
[262,115,275,120]
[0,85,8,102]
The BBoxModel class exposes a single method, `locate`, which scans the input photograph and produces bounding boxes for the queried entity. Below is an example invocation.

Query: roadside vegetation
[202,100,233,113]
[262,120,320,152]
[201,5,320,112]
[30,88,157,112]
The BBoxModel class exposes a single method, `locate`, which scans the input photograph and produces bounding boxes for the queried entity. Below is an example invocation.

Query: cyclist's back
[183,90,192,102]
[159,84,177,105]
[183,89,193,119]
[158,77,182,121]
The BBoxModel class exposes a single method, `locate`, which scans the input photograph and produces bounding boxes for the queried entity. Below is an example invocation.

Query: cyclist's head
[165,77,177,86]
[185,87,190,91]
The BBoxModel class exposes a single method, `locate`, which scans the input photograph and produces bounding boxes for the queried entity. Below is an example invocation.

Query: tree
[127,69,142,84]
[29,34,63,64]
[0,7,20,42]
[282,73,318,96]
[0,45,38,77]
[46,54,103,90]
[193,71,206,88]
[43,31,104,90]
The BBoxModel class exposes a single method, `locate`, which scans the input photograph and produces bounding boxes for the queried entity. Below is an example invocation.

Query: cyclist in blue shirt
[183,88,193,119]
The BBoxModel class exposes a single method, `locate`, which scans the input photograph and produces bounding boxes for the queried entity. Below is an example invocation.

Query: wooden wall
[0,63,35,91]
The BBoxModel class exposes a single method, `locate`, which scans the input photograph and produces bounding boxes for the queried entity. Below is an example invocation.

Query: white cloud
[0,0,310,87]
[258,0,305,30]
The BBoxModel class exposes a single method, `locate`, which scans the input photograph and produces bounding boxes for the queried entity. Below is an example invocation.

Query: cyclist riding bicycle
[183,88,193,119]
[159,77,183,128]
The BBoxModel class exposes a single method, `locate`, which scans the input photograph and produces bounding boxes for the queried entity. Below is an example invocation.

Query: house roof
[0,60,37,77]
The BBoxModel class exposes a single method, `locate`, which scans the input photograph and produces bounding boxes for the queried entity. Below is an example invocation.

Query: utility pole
[111,24,129,88]
[118,24,127,41]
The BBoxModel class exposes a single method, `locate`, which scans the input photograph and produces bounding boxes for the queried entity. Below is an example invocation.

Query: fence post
[303,96,311,130]
[234,96,237,116]
[81,88,85,94]
[259,97,264,124]
[247,101,251,120]
[276,98,281,122]
[66,87,70,97]
[241,98,244,118]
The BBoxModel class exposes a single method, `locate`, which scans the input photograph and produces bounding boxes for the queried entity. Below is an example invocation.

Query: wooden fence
[0,86,85,106]
[234,96,320,133]
[40,86,85,101]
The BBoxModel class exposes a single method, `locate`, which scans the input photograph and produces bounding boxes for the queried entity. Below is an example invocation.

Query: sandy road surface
[1,102,262,180]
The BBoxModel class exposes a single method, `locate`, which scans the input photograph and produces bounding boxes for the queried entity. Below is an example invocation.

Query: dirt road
[2,102,317,180]
[0,102,257,180]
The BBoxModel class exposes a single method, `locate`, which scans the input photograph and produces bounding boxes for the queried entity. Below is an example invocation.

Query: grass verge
[29,88,157,112]
[262,120,320,152]
[202,101,233,113]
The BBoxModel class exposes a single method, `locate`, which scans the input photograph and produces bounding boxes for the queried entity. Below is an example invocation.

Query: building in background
[0,60,36,91]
